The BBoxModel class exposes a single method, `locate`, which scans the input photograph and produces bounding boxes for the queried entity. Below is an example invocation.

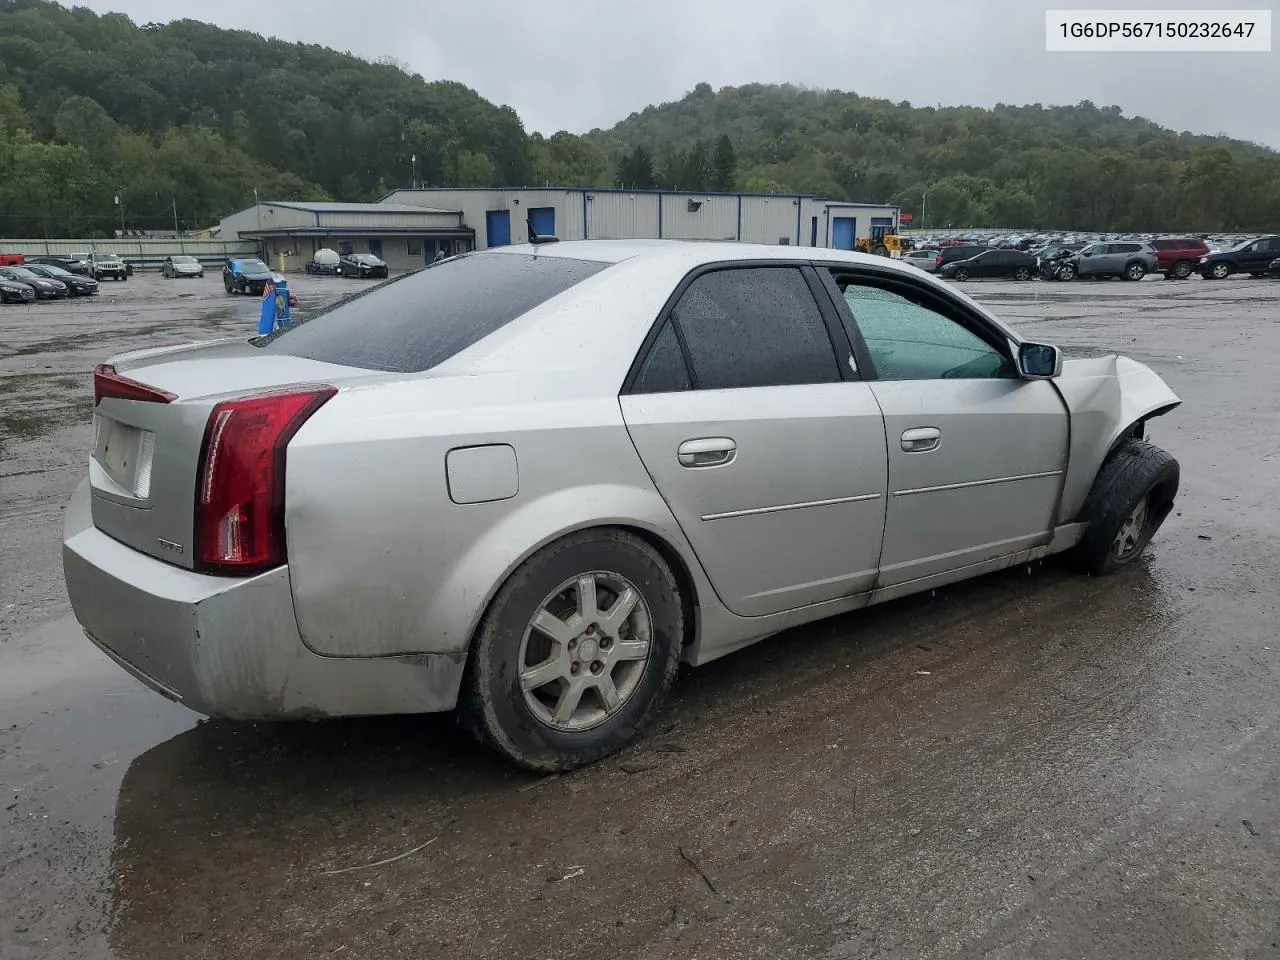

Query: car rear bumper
[62,479,466,720]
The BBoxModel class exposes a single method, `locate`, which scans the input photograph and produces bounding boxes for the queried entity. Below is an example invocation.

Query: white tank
[313,248,340,266]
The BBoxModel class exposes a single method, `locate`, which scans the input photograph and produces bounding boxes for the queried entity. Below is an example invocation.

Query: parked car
[0,274,37,303]
[22,263,99,296]
[340,253,389,278]
[63,241,1182,772]
[902,248,940,273]
[0,253,26,267]
[935,244,991,271]
[1059,241,1157,282]
[26,254,92,275]
[222,257,273,295]
[0,265,67,298]
[88,253,128,281]
[1266,257,1280,279]
[162,255,204,279]
[1197,235,1280,279]
[1147,237,1210,280]
[939,249,1037,281]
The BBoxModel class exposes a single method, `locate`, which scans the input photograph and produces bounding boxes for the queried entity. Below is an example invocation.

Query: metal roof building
[382,187,901,253]
[217,200,474,271]
[219,191,901,271]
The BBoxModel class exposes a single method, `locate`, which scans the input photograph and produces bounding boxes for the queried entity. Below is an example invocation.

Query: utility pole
[172,197,179,237]
[921,191,928,231]
[411,153,417,189]
[115,193,124,237]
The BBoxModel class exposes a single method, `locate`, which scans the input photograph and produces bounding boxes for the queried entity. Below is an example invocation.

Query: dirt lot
[2,271,1279,960]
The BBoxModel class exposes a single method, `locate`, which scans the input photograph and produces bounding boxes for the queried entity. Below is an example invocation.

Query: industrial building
[216,200,474,272]
[218,190,901,270]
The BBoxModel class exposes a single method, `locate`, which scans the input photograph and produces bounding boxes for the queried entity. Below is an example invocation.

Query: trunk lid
[89,338,375,569]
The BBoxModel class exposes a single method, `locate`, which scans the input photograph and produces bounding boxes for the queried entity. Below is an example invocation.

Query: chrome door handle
[901,427,941,453]
[678,437,737,468]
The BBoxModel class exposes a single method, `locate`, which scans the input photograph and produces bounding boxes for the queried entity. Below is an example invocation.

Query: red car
[1148,237,1209,280]
[0,253,25,267]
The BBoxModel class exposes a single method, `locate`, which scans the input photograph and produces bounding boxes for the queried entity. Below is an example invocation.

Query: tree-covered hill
[2,0,1278,236]
[592,82,1280,232]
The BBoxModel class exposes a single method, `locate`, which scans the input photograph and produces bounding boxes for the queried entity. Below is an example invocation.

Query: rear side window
[670,267,840,391]
[633,321,691,393]
[257,253,607,373]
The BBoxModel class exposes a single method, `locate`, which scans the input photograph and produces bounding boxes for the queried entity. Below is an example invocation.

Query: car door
[620,264,888,617]
[1243,237,1280,271]
[1076,243,1104,276]
[819,265,1070,589]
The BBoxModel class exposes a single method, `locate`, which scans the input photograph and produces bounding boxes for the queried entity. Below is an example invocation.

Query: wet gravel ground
[2,271,1279,960]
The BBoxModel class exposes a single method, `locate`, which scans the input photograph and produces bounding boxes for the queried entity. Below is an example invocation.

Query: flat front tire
[462,529,684,772]
[1071,440,1179,576]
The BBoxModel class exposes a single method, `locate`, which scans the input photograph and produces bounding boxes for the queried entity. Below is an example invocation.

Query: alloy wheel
[517,571,653,732]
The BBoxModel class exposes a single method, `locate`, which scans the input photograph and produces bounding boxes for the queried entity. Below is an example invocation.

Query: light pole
[114,193,124,236]
[411,153,417,188]
[921,191,928,232]
[172,197,179,237]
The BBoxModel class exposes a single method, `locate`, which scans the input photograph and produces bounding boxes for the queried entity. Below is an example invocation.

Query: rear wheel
[1124,262,1146,281]
[952,267,970,281]
[1014,266,1031,280]
[1071,440,1179,576]
[462,529,684,772]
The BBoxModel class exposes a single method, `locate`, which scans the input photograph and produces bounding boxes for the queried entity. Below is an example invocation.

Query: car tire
[1057,263,1076,280]
[952,268,969,281]
[461,528,684,772]
[1172,261,1194,280]
[1124,262,1146,281]
[1071,440,1179,576]
[224,280,234,294]
[1015,266,1031,281]
[1208,262,1231,279]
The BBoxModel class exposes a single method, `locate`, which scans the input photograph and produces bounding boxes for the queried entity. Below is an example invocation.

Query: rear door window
[258,252,608,372]
[668,266,840,391]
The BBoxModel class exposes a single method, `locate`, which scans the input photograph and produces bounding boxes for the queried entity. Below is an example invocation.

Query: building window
[408,238,422,256]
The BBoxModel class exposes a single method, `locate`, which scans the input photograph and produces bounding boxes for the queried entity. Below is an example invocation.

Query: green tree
[615,144,655,189]
[712,134,737,191]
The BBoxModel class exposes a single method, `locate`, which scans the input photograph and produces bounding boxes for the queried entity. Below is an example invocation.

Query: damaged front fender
[1054,355,1181,524]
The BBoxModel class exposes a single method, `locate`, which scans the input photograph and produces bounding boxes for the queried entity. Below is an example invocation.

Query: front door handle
[901,427,941,453]
[678,437,737,468]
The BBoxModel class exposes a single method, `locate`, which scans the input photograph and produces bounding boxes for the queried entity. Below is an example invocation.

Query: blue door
[368,238,382,258]
[528,207,555,240]
[832,217,856,250]
[486,210,511,248]
[810,216,818,247]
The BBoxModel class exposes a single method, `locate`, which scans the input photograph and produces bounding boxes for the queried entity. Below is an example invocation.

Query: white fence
[1,238,258,271]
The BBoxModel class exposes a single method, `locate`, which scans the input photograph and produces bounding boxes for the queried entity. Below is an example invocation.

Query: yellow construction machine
[855,225,906,258]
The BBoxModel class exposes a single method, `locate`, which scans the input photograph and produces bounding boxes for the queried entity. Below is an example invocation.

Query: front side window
[838,281,1015,382]
[670,267,840,391]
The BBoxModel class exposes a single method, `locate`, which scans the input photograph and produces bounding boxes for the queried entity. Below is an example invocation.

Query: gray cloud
[79,0,1280,147]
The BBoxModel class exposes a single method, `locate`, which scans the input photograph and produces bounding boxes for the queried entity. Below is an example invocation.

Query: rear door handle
[901,427,941,453]
[678,437,737,468]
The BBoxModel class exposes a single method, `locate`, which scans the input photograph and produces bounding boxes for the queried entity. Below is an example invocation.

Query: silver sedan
[63,241,1181,771]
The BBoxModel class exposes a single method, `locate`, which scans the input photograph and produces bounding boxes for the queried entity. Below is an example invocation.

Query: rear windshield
[256,252,608,373]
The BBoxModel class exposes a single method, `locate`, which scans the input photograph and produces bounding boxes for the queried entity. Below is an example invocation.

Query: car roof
[482,239,931,278]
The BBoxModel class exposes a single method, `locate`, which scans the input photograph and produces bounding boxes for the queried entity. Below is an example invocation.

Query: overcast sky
[79,0,1280,148]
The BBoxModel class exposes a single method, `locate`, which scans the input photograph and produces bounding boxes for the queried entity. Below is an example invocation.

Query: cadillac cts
[63,241,1181,771]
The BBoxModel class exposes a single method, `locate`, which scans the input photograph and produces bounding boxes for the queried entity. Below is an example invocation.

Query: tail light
[194,385,336,575]
[936,255,943,267]
[93,363,176,406]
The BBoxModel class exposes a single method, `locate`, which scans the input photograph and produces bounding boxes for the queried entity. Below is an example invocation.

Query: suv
[89,252,128,281]
[1197,235,1280,279]
[1062,241,1157,282]
[222,257,273,295]
[1148,237,1210,280]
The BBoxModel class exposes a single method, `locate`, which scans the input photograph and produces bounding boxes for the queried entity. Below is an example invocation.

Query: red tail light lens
[194,385,336,575]
[936,255,943,266]
[93,363,177,406]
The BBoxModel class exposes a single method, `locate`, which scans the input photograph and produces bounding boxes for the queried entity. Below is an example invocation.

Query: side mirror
[1018,342,1062,379]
